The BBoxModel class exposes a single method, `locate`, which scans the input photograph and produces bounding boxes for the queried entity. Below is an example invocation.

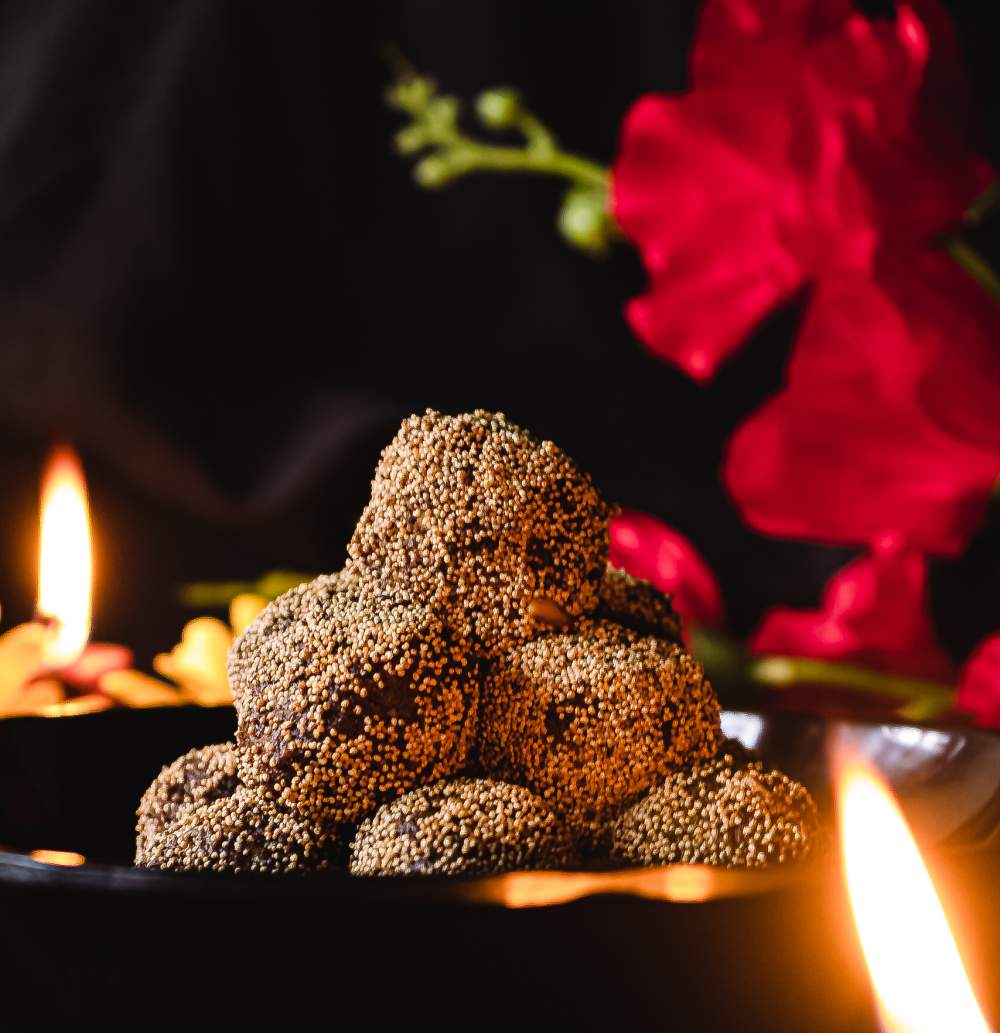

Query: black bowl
[0,706,997,1032]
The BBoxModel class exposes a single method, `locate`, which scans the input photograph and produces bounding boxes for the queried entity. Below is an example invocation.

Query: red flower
[749,532,953,680]
[958,634,1000,728]
[723,268,1000,554]
[608,509,724,628]
[916,260,1000,465]
[611,0,990,381]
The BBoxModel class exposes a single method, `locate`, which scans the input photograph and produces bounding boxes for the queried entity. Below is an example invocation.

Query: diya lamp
[0,705,993,1032]
[0,445,262,717]
[0,446,131,717]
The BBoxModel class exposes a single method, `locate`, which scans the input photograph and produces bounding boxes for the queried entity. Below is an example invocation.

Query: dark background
[0,0,997,667]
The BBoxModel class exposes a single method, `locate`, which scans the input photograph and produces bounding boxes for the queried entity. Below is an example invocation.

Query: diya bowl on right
[1,705,999,1032]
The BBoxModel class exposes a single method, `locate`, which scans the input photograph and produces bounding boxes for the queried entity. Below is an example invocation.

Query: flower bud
[386,75,435,114]
[425,96,460,133]
[414,155,453,188]
[557,186,612,253]
[476,88,522,128]
[395,125,427,155]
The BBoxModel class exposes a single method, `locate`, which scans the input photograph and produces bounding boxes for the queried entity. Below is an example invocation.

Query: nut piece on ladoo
[136,787,340,874]
[135,743,239,863]
[478,619,722,836]
[609,744,824,868]
[350,777,578,876]
[230,575,479,825]
[596,564,683,643]
[347,410,613,654]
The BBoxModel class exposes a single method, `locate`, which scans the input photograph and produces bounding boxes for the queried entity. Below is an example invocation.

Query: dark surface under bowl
[0,706,998,1032]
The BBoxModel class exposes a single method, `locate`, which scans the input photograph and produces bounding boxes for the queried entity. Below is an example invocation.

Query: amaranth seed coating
[135,743,239,863]
[136,786,340,873]
[350,777,578,876]
[609,744,824,867]
[227,567,358,713]
[596,564,683,643]
[232,574,479,824]
[347,410,612,654]
[478,619,722,832]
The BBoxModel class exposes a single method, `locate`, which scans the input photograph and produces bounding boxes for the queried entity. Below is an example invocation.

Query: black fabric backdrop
[0,0,997,665]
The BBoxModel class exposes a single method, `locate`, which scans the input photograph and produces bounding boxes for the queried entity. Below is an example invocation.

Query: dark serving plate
[0,705,998,1032]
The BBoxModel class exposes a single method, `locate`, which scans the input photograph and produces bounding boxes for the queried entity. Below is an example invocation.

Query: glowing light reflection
[839,757,990,1033]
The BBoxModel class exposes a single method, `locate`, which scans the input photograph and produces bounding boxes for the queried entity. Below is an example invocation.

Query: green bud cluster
[384,54,615,253]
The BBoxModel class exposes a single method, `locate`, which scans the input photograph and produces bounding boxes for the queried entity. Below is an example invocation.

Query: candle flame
[838,756,991,1033]
[36,447,91,668]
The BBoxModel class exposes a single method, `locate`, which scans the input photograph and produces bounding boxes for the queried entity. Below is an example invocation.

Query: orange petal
[38,693,112,717]
[100,669,185,708]
[1,677,65,716]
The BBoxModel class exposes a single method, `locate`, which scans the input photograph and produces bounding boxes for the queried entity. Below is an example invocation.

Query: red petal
[723,274,1000,554]
[750,534,953,679]
[910,254,1000,457]
[958,635,1000,728]
[608,510,724,628]
[612,93,805,380]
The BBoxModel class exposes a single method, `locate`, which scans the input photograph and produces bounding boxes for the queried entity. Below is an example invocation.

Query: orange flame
[36,447,92,668]
[838,756,991,1033]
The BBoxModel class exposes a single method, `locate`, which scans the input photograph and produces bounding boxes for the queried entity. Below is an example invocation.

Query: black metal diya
[0,705,997,1033]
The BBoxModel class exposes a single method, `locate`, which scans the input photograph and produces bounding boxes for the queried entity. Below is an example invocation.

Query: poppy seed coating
[597,564,684,643]
[609,746,823,868]
[347,410,612,655]
[136,786,340,873]
[231,575,479,824]
[135,743,239,863]
[478,620,722,833]
[350,777,578,876]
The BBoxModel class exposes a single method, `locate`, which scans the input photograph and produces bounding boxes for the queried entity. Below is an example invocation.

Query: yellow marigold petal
[0,623,46,712]
[153,617,233,705]
[230,593,267,637]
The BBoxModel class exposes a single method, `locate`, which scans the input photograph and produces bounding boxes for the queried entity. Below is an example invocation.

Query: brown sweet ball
[135,743,239,862]
[136,787,340,873]
[231,575,478,824]
[596,564,683,643]
[608,745,824,868]
[478,620,722,833]
[226,566,358,713]
[349,777,578,876]
[347,410,613,654]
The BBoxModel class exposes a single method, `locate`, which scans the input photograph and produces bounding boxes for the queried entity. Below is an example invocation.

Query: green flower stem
[690,626,958,720]
[747,654,955,711]
[432,141,608,189]
[945,237,1000,304]
[964,178,1000,227]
